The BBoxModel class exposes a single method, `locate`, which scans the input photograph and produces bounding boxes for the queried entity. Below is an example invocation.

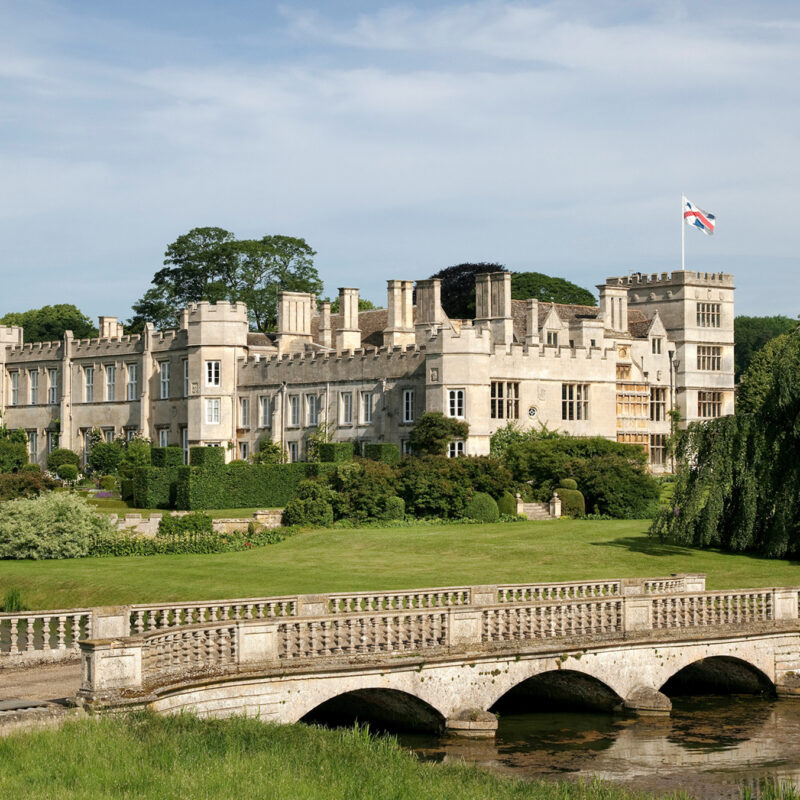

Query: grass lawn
[2,519,799,610]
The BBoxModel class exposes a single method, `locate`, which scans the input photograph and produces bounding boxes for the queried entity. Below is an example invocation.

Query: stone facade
[0,269,735,471]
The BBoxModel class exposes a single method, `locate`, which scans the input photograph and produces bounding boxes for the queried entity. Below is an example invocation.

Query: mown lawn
[2,519,799,610]
[0,712,680,800]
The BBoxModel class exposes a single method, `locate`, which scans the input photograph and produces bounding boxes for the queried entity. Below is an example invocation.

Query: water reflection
[399,698,800,800]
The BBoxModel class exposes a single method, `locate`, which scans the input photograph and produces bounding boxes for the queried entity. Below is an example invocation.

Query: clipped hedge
[175,462,337,510]
[556,488,585,517]
[151,446,184,468]
[133,466,182,509]
[189,447,226,470]
[559,478,578,490]
[120,478,134,502]
[362,443,401,465]
[497,491,517,517]
[318,442,354,463]
[464,492,499,523]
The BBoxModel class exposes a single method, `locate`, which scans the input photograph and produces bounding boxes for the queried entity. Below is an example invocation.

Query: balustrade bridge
[4,574,800,736]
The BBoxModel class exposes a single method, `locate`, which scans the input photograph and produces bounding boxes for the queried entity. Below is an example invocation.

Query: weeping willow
[651,327,800,558]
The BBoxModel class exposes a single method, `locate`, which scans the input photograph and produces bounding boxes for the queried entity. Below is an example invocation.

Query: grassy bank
[0,712,676,800]
[2,519,799,610]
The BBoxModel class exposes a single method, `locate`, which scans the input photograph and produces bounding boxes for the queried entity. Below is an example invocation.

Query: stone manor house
[0,270,734,472]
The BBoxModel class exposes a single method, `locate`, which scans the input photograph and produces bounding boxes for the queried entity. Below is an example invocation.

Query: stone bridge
[70,574,800,736]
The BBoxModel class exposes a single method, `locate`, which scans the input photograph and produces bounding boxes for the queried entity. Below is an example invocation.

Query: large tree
[127,228,322,333]
[650,327,800,558]
[734,315,797,380]
[0,305,97,342]
[429,263,596,319]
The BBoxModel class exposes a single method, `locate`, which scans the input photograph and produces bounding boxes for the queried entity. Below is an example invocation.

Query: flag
[683,196,716,235]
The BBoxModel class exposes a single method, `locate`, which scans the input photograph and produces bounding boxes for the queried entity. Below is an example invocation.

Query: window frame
[239,396,250,428]
[307,394,319,427]
[490,381,519,420]
[447,389,465,419]
[159,361,170,399]
[448,440,465,458]
[48,368,58,405]
[9,371,18,406]
[84,366,94,403]
[29,369,38,405]
[259,396,270,428]
[361,392,373,424]
[402,389,415,423]
[206,397,221,425]
[288,395,300,427]
[158,428,169,448]
[205,360,221,387]
[561,383,589,421]
[105,364,116,402]
[126,363,138,402]
[182,359,189,398]
[340,392,353,425]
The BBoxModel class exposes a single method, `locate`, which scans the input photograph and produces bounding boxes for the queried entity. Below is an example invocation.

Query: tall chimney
[276,291,314,354]
[525,298,540,347]
[475,272,513,345]
[336,288,361,351]
[383,280,415,347]
[596,283,629,332]
[319,301,332,348]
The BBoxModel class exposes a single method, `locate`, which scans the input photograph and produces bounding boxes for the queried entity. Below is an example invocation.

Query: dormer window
[546,331,558,347]
[651,337,662,354]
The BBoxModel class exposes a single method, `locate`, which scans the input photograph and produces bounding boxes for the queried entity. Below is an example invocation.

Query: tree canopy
[429,263,596,319]
[651,327,800,557]
[0,305,97,342]
[734,315,797,380]
[127,227,323,333]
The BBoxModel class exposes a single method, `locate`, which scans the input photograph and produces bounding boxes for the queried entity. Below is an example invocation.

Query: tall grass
[0,712,682,800]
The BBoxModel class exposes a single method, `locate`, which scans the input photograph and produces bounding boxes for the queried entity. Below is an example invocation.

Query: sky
[1,0,799,322]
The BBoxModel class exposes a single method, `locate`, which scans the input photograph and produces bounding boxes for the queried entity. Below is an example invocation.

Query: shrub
[57,463,78,482]
[0,492,115,559]
[326,461,399,521]
[151,447,184,468]
[362,443,401,465]
[118,438,152,482]
[559,478,578,490]
[20,463,42,474]
[99,475,117,491]
[497,491,517,516]
[408,413,469,456]
[133,466,181,509]
[189,446,226,470]
[0,472,58,502]
[87,441,122,475]
[0,440,28,473]
[251,439,285,464]
[318,442,354,463]
[570,454,659,518]
[555,488,586,517]
[381,495,405,521]
[46,448,80,473]
[158,512,214,538]
[120,478,134,501]
[464,492,499,523]
[282,481,334,527]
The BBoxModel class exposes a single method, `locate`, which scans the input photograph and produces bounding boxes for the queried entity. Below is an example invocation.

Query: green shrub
[282,481,335,527]
[158,512,214,538]
[556,488,585,517]
[318,442,354,463]
[133,465,181,509]
[251,439,285,464]
[408,412,469,456]
[46,448,80,473]
[57,463,78,482]
[0,492,115,559]
[327,461,399,521]
[0,472,57,501]
[20,463,42,474]
[381,495,405,521]
[189,446,226,470]
[87,441,122,475]
[559,478,578,490]
[118,438,152,483]
[99,475,117,491]
[0,440,28,473]
[464,492,499,522]
[362,443,401,465]
[151,446,184,468]
[120,478,134,501]
[497,491,517,516]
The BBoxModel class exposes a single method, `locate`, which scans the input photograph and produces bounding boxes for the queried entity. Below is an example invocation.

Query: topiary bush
[57,463,78,482]
[381,495,405,521]
[87,441,122,475]
[19,463,42,474]
[558,478,578,490]
[189,446,226,470]
[464,492,499,523]
[318,442,354,463]
[0,492,116,559]
[151,446,184,468]
[362,443,401,465]
[555,488,585,517]
[46,448,80,473]
[0,439,29,473]
[99,475,117,491]
[497,491,517,517]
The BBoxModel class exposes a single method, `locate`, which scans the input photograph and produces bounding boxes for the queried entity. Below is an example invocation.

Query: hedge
[133,466,182,509]
[556,487,585,517]
[362,443,401,465]
[464,492,499,523]
[151,446,184,468]
[189,447,226,470]
[0,440,28,473]
[175,462,337,510]
[497,491,517,516]
[318,442,354,463]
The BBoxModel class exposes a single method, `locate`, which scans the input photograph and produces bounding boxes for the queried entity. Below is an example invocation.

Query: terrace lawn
[2,519,799,611]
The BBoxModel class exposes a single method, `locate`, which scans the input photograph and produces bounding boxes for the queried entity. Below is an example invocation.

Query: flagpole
[681,194,685,271]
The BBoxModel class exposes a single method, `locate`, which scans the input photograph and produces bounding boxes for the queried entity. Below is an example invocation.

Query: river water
[399,697,800,799]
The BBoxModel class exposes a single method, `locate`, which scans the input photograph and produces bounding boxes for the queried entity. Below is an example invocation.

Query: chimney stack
[276,292,314,354]
[98,316,124,338]
[336,288,361,351]
[383,279,415,347]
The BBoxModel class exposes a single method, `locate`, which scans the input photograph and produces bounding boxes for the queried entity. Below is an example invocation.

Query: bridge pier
[622,686,672,716]
[444,709,498,738]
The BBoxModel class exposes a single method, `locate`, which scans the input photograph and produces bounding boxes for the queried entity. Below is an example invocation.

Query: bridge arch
[485,666,625,714]
[298,687,446,733]
[659,655,776,697]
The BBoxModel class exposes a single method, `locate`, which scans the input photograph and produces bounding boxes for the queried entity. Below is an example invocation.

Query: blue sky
[1,0,799,321]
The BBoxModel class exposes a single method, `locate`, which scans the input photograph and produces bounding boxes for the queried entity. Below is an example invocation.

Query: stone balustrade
[77,580,800,704]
